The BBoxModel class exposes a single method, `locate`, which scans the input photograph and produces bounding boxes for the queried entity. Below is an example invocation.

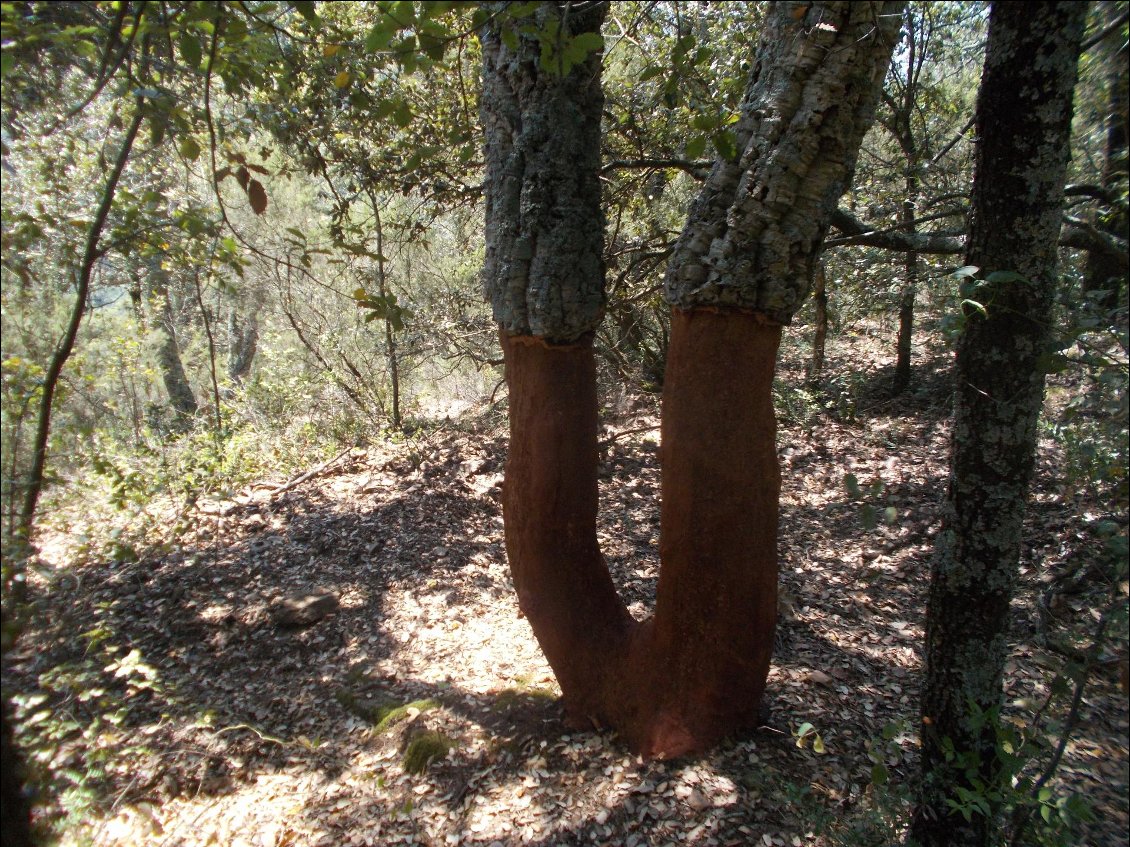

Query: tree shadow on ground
[10,367,1126,844]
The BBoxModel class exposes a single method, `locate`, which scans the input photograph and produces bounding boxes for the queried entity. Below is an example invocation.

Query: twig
[599,423,660,449]
[213,723,289,746]
[266,445,354,497]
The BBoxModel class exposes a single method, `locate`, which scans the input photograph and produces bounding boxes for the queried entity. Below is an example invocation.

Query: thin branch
[17,108,145,559]
[929,115,975,166]
[602,157,712,179]
[266,445,355,497]
[46,2,141,132]
[1081,9,1129,52]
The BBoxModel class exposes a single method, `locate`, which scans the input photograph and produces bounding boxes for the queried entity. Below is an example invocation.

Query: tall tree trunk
[483,1,900,758]
[894,192,918,394]
[808,261,828,382]
[911,4,1085,846]
[145,258,198,424]
[16,108,144,570]
[371,201,402,430]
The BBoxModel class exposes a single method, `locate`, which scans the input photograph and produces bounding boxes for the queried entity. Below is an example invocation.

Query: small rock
[271,591,339,628]
[687,788,711,811]
[808,669,834,686]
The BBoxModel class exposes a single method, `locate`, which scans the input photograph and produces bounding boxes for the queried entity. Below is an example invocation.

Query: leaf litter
[8,336,1128,847]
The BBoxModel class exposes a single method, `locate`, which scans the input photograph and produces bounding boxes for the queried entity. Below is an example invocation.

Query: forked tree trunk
[911,4,1085,845]
[483,1,901,757]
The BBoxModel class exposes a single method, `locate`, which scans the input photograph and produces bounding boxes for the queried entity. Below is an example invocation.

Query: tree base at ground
[501,308,781,758]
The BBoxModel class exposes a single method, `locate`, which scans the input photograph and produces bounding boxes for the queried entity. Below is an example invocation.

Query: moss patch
[374,698,440,733]
[335,691,440,732]
[493,686,557,712]
[401,731,456,774]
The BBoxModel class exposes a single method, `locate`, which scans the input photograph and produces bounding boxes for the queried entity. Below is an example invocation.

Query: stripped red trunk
[502,308,780,758]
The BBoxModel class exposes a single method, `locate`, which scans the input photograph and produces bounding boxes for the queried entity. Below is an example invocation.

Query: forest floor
[8,328,1129,847]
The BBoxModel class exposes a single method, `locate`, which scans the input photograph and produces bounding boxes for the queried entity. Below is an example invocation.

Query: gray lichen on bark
[479,2,608,342]
[664,1,903,323]
[912,4,1086,845]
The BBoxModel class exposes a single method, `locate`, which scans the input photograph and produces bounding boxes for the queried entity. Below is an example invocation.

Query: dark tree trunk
[911,4,1085,846]
[894,186,918,393]
[808,261,828,382]
[894,251,916,393]
[483,1,900,758]
[1,689,35,847]
[889,6,921,395]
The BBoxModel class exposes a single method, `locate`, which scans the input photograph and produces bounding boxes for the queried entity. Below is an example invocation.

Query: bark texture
[479,1,607,342]
[484,1,900,757]
[665,1,904,322]
[911,4,1085,846]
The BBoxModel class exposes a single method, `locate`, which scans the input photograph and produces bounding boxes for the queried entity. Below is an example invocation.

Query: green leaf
[960,298,988,318]
[291,1,319,23]
[860,503,877,531]
[712,130,738,162]
[334,71,351,88]
[692,113,716,131]
[393,101,413,128]
[366,21,396,52]
[178,136,201,161]
[224,16,249,43]
[0,49,13,79]
[419,31,446,61]
[844,473,861,499]
[984,270,1027,285]
[871,763,889,786]
[178,32,202,67]
[684,134,707,159]
[569,31,604,57]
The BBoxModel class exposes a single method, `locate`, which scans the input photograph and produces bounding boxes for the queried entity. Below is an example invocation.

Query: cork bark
[479,1,607,342]
[665,1,904,323]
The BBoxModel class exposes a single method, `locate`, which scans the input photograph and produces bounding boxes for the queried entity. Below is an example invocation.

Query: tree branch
[827,207,1129,263]
[602,158,712,179]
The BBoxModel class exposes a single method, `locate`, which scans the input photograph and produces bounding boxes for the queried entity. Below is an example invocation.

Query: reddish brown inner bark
[501,308,782,758]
